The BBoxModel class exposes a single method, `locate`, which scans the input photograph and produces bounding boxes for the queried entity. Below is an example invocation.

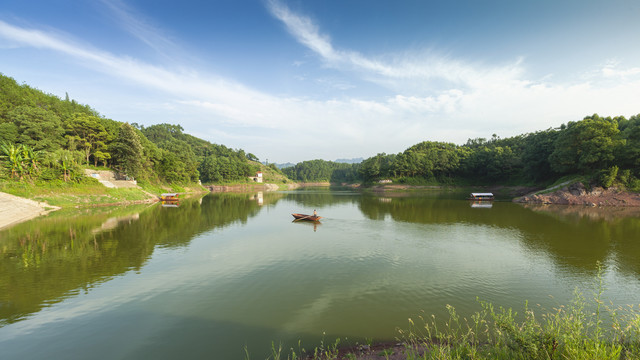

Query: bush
[598,166,618,188]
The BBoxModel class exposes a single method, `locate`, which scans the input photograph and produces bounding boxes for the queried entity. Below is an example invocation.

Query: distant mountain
[274,162,295,169]
[275,158,361,168]
[335,158,364,164]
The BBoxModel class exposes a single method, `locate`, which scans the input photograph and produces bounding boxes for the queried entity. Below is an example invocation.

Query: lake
[1,189,640,359]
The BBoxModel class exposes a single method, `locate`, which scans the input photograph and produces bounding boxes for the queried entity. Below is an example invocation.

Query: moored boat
[160,193,179,201]
[469,192,494,201]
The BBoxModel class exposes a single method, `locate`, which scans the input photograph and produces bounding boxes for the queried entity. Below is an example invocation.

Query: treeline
[282,159,359,183]
[0,74,256,185]
[286,114,640,190]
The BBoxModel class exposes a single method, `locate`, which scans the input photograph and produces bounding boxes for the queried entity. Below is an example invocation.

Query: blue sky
[1,0,640,163]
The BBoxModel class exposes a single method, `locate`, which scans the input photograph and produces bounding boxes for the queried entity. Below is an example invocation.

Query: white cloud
[602,60,640,78]
[100,0,177,55]
[1,1,640,163]
[266,0,525,92]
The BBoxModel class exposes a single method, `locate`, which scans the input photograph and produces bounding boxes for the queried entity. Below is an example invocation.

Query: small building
[470,192,494,201]
[378,179,392,184]
[250,171,263,183]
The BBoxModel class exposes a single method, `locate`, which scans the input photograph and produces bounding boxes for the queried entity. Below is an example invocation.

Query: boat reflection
[470,201,493,209]
[292,219,322,232]
[161,200,180,208]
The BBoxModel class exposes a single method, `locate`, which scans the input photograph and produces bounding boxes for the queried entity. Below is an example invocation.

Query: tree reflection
[355,193,640,275]
[0,192,282,326]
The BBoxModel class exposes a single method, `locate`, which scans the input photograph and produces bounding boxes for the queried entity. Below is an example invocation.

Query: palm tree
[20,144,42,178]
[0,141,24,179]
[56,150,72,182]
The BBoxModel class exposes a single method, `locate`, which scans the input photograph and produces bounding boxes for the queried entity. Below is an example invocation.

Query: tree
[358,153,395,182]
[617,114,640,171]
[65,113,109,165]
[0,141,24,179]
[9,105,66,151]
[110,123,143,178]
[199,155,222,183]
[550,115,622,174]
[522,129,559,181]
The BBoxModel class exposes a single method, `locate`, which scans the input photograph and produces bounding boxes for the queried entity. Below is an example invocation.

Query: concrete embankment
[0,192,60,230]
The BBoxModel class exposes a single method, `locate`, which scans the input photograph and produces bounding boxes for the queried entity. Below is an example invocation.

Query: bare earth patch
[514,183,640,207]
[0,192,60,230]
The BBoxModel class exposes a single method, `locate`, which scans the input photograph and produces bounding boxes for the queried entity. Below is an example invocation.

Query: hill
[0,73,269,187]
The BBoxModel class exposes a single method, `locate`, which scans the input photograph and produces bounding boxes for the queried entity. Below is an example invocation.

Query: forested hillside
[282,159,359,183]
[0,74,256,185]
[356,114,640,189]
[2,73,638,190]
[285,114,640,190]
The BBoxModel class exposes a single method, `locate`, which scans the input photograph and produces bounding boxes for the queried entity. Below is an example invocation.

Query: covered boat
[160,193,179,201]
[469,192,494,201]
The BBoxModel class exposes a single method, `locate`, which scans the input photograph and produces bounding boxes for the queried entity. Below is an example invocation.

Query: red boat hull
[292,213,322,221]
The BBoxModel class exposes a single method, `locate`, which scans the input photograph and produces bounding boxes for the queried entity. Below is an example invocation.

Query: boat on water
[469,192,494,201]
[160,193,179,201]
[292,213,322,221]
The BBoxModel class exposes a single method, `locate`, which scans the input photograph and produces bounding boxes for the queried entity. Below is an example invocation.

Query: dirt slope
[514,182,640,207]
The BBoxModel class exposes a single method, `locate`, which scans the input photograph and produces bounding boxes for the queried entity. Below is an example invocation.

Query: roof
[470,193,494,196]
[161,193,178,196]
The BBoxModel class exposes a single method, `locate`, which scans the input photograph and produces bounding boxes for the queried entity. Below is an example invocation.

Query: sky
[1,0,640,163]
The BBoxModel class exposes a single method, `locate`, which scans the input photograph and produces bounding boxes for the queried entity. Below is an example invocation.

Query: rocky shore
[514,182,640,207]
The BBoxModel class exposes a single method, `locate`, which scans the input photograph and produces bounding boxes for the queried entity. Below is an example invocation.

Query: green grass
[0,179,155,208]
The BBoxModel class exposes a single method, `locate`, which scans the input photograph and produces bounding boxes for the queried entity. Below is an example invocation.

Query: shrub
[598,166,618,188]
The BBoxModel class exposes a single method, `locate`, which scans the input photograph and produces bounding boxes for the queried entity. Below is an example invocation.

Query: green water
[1,189,640,359]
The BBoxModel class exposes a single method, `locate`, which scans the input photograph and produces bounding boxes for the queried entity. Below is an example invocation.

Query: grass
[1,178,154,208]
[249,264,640,359]
[0,167,211,208]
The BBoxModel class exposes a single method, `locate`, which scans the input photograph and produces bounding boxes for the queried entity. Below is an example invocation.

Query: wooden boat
[160,193,179,201]
[292,213,322,221]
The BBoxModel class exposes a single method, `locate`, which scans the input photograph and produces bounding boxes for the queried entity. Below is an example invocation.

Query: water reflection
[91,213,141,235]
[0,192,285,326]
[470,201,493,208]
[161,200,179,207]
[1,189,640,359]
[354,193,640,274]
[292,220,321,232]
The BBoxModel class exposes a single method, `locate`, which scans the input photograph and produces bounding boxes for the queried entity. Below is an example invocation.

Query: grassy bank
[0,177,205,208]
[256,265,640,360]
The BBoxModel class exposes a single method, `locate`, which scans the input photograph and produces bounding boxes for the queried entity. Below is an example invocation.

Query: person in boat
[313,209,317,217]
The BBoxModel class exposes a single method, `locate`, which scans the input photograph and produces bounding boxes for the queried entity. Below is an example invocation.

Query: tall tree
[65,113,109,165]
[110,123,143,178]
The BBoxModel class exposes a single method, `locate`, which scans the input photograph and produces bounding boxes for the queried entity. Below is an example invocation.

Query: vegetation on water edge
[283,115,640,192]
[0,176,205,208]
[251,265,640,360]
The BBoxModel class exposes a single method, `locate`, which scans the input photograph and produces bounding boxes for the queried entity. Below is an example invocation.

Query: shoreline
[0,192,61,230]
[3,181,638,231]
[513,182,640,207]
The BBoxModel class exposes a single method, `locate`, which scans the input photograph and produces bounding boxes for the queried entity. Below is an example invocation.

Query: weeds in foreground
[397,263,638,360]
[250,263,640,359]
[246,335,342,360]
